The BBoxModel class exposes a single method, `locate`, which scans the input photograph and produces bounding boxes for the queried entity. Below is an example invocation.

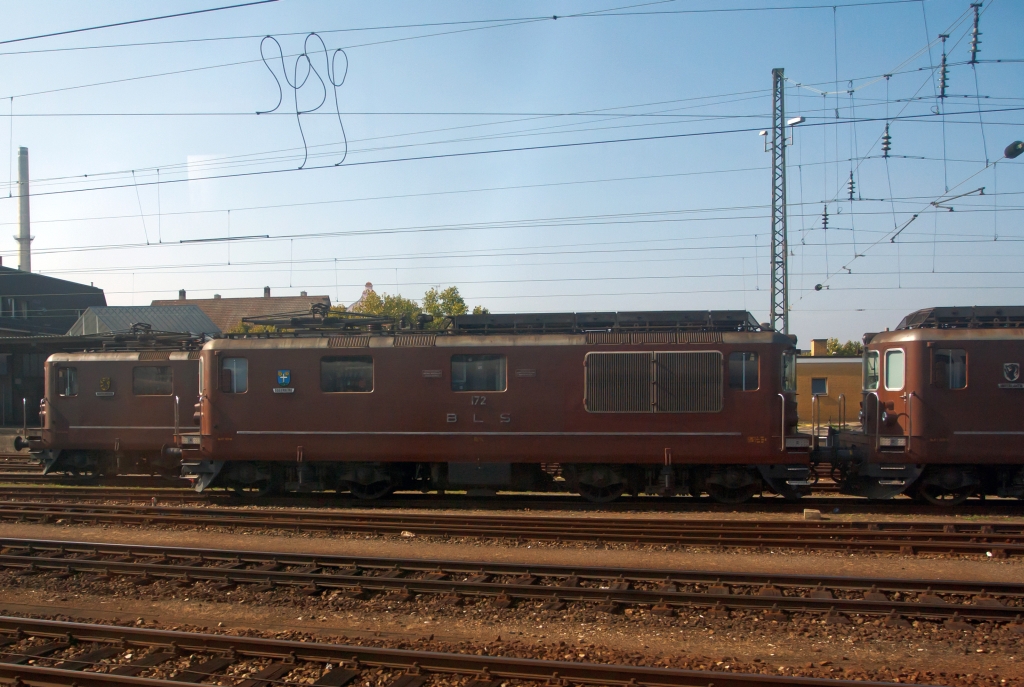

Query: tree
[351,287,421,323]
[826,337,863,356]
[472,305,490,315]
[422,286,468,319]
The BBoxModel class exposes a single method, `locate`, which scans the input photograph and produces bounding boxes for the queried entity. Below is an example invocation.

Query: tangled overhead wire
[257,32,349,169]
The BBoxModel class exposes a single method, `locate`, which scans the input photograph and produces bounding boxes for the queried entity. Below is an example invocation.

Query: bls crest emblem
[277,369,291,386]
[1004,363,1020,383]
[99,377,111,392]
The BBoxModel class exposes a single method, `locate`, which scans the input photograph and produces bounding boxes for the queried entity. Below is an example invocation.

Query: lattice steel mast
[769,68,789,334]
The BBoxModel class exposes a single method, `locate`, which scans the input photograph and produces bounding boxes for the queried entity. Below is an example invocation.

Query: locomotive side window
[864,351,879,390]
[884,349,905,391]
[321,356,373,393]
[451,354,506,392]
[133,366,173,396]
[56,367,78,397]
[781,350,797,392]
[221,358,248,394]
[728,352,759,391]
[934,348,967,389]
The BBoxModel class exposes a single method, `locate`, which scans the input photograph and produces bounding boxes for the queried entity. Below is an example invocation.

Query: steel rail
[0,615,936,686]
[0,501,1022,555]
[2,538,1023,624]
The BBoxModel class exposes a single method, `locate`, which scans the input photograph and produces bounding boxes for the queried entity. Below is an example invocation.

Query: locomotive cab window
[221,358,248,394]
[781,350,797,392]
[728,352,758,391]
[56,367,77,397]
[864,351,879,390]
[133,366,173,396]
[884,349,905,391]
[452,354,506,392]
[321,356,373,393]
[934,348,967,389]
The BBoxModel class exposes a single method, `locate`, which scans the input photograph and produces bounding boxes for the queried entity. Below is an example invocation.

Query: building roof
[67,305,220,337]
[150,293,331,332]
[0,266,106,335]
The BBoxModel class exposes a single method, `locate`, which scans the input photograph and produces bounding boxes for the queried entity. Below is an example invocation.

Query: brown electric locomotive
[831,306,1024,504]
[179,310,813,502]
[26,347,200,476]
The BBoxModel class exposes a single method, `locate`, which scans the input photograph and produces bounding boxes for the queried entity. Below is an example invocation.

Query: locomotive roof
[896,306,1024,330]
[239,309,767,335]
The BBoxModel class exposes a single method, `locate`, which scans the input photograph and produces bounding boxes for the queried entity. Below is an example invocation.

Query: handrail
[778,393,786,452]
[903,391,914,452]
[174,395,180,437]
[865,391,881,450]
[837,393,846,430]
[811,394,820,450]
[21,398,26,434]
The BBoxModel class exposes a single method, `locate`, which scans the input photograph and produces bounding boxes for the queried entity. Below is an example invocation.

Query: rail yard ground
[0,498,1022,686]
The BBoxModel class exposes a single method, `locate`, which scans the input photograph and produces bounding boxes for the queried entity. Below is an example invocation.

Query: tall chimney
[264,286,270,298]
[178,289,186,300]
[16,147,31,273]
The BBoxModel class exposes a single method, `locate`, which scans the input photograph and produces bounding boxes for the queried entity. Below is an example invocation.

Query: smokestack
[264,286,270,298]
[16,147,31,273]
[178,289,186,300]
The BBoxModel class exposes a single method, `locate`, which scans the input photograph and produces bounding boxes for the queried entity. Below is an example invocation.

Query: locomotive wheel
[916,483,974,506]
[706,484,758,504]
[345,480,394,500]
[577,481,625,503]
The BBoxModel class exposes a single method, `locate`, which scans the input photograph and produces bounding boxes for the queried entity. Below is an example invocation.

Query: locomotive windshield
[781,350,796,392]
[863,351,879,390]
[884,349,905,390]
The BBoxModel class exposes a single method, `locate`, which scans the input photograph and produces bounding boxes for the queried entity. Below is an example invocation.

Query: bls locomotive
[24,335,201,476]
[829,306,1024,505]
[179,310,813,502]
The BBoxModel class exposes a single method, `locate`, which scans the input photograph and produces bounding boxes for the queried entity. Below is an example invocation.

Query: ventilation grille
[422,369,442,379]
[395,334,437,347]
[655,351,723,412]
[328,336,371,348]
[585,352,651,412]
[188,351,202,360]
[138,351,171,361]
[585,331,724,345]
[678,331,723,344]
[585,351,722,413]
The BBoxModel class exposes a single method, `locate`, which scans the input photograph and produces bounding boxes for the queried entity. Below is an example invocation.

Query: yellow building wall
[796,358,862,428]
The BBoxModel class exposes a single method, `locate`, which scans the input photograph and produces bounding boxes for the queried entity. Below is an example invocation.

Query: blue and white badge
[277,369,291,386]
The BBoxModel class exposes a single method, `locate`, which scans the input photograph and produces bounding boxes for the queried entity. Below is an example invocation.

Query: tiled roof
[150,295,331,332]
[67,305,220,336]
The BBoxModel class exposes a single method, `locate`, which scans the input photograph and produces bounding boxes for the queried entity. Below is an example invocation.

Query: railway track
[1,485,1023,516]
[0,617,919,687]
[3,537,1024,627]
[0,500,1022,556]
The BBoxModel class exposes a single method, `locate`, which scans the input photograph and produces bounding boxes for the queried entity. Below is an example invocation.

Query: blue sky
[0,0,1020,344]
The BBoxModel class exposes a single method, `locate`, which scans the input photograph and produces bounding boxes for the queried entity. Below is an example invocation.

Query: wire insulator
[847,172,855,201]
[822,205,829,231]
[970,3,982,64]
[881,124,891,158]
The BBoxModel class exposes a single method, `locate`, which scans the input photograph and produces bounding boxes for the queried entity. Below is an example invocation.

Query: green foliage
[350,284,488,328]
[228,322,277,334]
[826,337,864,356]
[423,286,468,319]
[352,289,421,322]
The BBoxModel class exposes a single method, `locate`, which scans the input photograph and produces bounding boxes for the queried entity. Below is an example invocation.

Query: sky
[0,0,1020,345]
